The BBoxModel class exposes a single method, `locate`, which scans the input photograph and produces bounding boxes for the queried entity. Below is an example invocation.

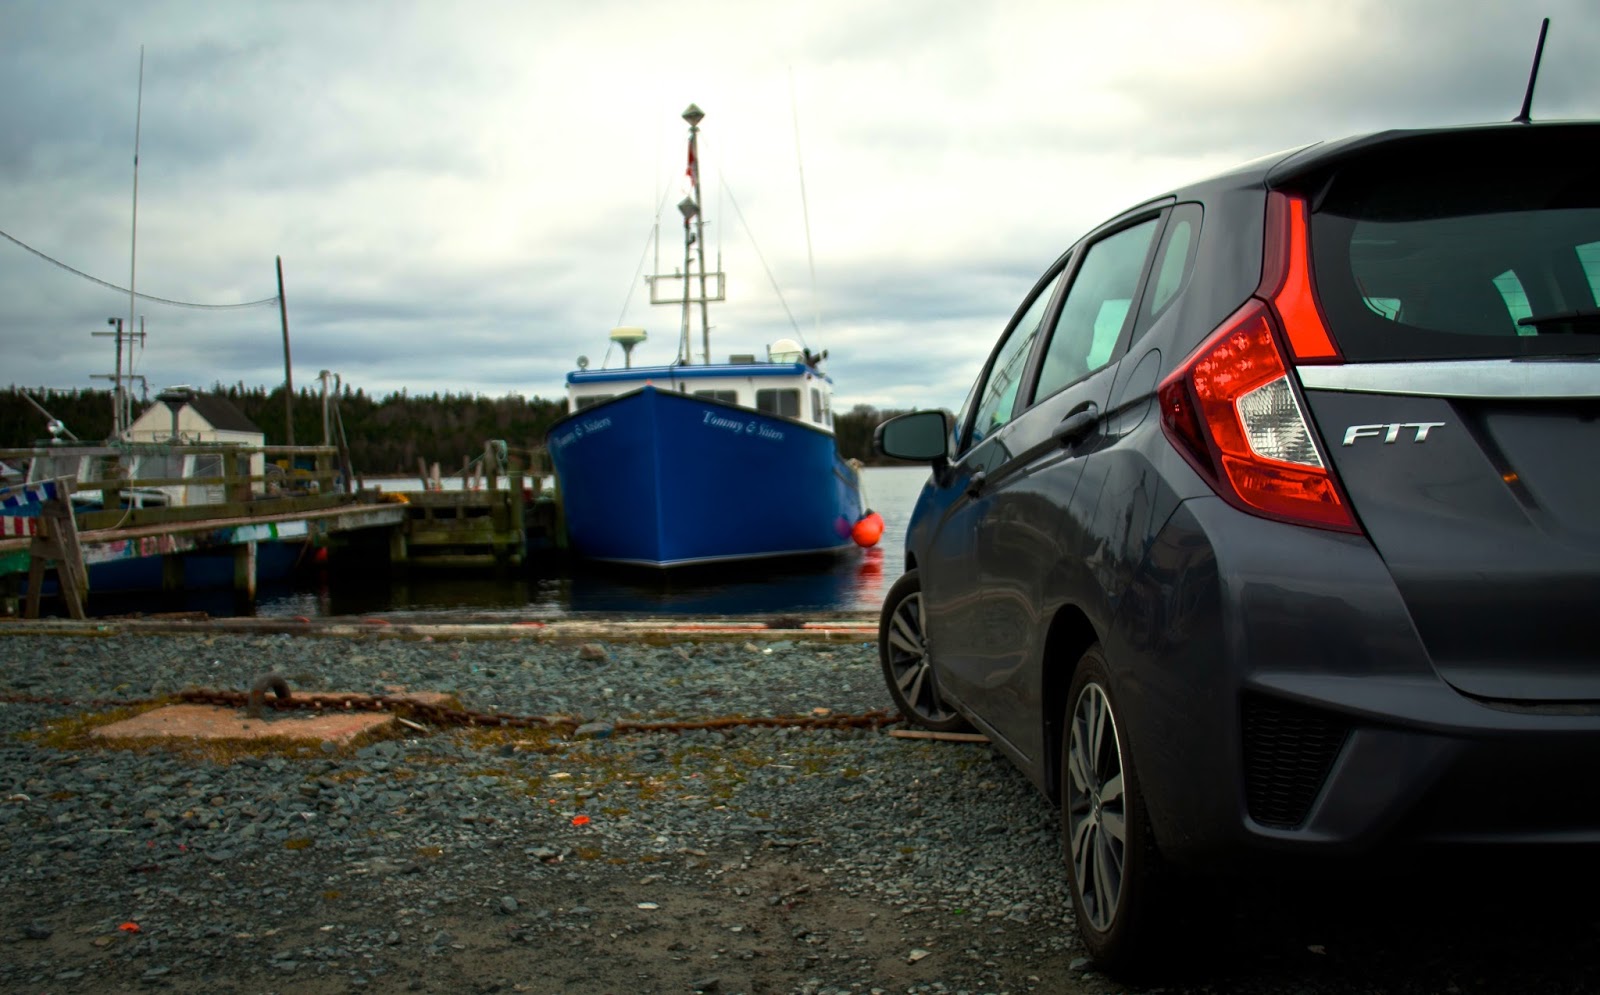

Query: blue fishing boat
[546,104,867,567]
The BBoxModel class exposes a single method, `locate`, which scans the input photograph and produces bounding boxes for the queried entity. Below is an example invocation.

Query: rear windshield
[1310,131,1600,361]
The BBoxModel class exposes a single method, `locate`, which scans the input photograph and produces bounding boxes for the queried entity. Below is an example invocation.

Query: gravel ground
[3,626,1600,995]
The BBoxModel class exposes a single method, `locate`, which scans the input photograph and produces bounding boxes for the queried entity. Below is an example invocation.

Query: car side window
[963,271,1063,452]
[1146,204,1202,321]
[1032,218,1160,401]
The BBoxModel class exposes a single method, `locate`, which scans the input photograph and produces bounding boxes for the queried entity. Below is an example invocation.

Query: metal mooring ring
[246,674,292,720]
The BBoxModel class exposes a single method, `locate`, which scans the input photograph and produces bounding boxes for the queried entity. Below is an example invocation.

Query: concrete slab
[90,692,453,744]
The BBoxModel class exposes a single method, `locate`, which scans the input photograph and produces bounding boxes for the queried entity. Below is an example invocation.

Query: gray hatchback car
[874,120,1600,971]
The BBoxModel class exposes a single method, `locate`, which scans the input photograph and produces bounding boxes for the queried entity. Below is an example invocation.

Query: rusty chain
[0,686,902,735]
[179,688,901,733]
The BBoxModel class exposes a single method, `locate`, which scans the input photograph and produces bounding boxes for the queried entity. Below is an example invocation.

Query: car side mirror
[874,410,952,466]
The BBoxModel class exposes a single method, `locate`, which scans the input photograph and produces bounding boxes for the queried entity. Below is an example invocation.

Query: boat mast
[649,103,725,362]
[678,193,694,364]
[685,104,712,364]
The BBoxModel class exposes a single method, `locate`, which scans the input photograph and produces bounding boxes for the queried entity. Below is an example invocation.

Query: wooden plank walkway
[0,501,406,563]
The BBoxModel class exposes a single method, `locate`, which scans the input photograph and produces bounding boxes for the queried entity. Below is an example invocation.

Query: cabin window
[810,389,823,424]
[190,454,226,505]
[695,389,738,404]
[756,388,801,418]
[145,453,185,482]
[575,395,614,411]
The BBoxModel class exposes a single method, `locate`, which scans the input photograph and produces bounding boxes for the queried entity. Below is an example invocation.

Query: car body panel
[1303,384,1600,701]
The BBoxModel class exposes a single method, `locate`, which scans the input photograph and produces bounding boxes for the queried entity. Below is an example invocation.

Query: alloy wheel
[1066,681,1127,933]
[883,589,958,725]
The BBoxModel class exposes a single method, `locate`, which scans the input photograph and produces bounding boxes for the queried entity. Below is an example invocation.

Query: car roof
[1143,119,1600,207]
[1265,119,1600,187]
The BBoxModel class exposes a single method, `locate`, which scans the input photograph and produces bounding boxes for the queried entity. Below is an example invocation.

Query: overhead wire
[0,226,279,310]
[789,67,822,345]
[718,175,806,346]
[606,180,683,369]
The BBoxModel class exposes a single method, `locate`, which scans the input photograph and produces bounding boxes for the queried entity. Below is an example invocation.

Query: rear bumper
[1109,495,1600,866]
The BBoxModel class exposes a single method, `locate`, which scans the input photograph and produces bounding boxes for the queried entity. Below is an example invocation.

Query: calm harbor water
[242,464,930,620]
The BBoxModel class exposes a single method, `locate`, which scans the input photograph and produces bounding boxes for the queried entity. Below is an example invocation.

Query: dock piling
[22,480,88,620]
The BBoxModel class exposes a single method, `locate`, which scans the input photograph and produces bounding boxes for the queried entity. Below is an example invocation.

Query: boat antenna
[653,109,664,296]
[124,44,145,439]
[611,182,678,368]
[1512,17,1550,124]
[716,176,723,305]
[789,68,819,348]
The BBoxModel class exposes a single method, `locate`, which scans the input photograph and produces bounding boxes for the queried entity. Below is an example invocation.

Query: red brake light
[1260,193,1341,363]
[1159,300,1359,533]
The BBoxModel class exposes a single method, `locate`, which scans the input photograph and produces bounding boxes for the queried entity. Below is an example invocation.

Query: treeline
[0,386,916,471]
[834,403,918,464]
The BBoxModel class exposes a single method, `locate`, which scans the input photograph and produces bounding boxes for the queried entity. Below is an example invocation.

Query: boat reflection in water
[266,544,888,621]
[559,544,887,616]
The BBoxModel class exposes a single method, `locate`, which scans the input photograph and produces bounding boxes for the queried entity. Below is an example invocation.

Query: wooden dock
[381,481,527,570]
[0,443,407,617]
[0,440,558,617]
[375,441,552,571]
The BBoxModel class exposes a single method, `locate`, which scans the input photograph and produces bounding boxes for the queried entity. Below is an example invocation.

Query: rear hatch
[1288,125,1600,701]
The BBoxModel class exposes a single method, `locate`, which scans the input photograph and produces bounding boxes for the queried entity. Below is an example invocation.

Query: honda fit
[874,120,1600,971]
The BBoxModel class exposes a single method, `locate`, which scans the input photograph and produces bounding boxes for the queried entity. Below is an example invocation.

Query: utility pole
[91,318,126,438]
[277,255,295,446]
[127,46,144,420]
[317,369,339,447]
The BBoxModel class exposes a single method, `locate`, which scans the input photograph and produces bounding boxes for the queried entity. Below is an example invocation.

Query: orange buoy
[851,511,884,547]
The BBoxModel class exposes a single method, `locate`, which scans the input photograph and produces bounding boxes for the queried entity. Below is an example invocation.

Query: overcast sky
[3,0,1597,424]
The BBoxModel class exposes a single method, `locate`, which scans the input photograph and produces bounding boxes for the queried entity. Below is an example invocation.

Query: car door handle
[1052,404,1100,447]
[965,470,987,498]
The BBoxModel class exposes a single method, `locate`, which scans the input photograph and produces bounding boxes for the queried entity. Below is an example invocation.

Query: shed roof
[177,394,262,434]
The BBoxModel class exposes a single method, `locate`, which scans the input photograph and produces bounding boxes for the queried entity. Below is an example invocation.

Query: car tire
[877,569,971,732]
[1062,643,1170,975]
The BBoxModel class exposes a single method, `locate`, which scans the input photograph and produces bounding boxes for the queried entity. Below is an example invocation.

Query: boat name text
[550,416,613,449]
[703,411,784,441]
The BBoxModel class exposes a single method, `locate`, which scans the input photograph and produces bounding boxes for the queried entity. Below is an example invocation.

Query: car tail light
[1157,193,1359,533]
[1260,193,1341,364]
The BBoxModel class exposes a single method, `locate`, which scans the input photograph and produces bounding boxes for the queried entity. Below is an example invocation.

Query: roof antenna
[1512,17,1550,124]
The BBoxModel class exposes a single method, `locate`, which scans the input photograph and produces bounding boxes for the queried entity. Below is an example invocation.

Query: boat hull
[547,387,863,567]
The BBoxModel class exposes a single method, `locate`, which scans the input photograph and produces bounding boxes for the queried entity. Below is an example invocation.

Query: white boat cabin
[566,339,837,433]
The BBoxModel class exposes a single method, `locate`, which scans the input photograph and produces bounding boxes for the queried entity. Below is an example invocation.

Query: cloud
[2,0,1597,421]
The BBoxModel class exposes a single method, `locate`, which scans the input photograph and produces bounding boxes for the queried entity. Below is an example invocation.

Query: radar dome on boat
[609,327,647,368]
[768,338,804,363]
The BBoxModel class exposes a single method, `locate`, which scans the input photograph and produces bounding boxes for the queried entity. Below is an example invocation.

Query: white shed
[126,388,265,447]
[125,388,267,489]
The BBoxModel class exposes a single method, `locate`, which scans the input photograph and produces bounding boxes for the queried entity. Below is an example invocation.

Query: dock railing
[0,443,350,530]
